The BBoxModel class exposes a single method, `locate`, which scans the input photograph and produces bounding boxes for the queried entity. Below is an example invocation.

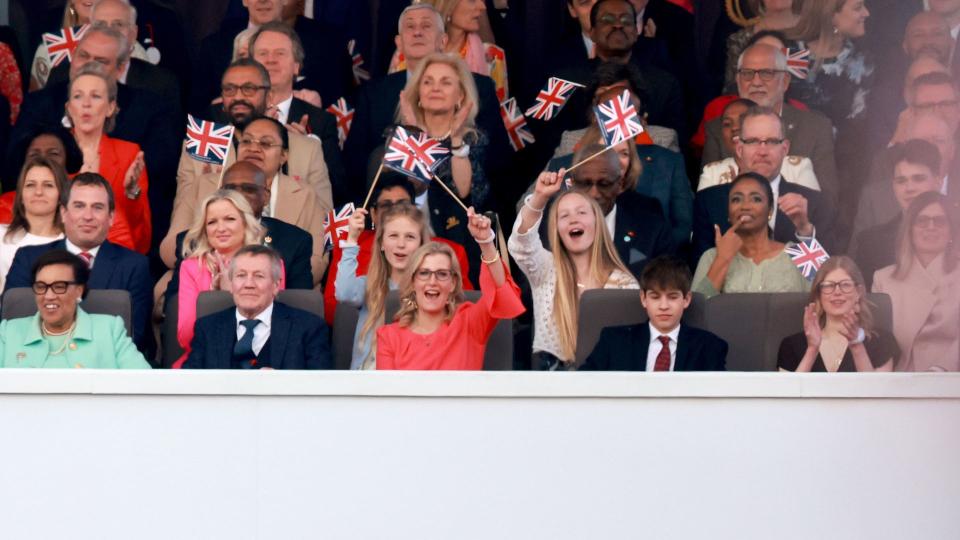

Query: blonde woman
[173,190,273,368]
[377,210,524,370]
[508,167,638,370]
[336,202,431,369]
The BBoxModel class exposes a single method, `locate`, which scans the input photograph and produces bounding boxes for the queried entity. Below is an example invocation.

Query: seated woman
[1,125,84,219]
[508,168,638,370]
[778,256,898,372]
[174,190,282,368]
[66,63,151,253]
[337,202,431,370]
[0,250,149,368]
[873,192,959,371]
[0,158,68,290]
[692,172,809,298]
[377,209,524,370]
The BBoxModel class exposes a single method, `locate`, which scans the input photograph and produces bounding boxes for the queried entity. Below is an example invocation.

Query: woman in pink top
[377,208,524,370]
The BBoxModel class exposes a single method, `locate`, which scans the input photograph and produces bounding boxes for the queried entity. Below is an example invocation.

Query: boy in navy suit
[581,255,727,371]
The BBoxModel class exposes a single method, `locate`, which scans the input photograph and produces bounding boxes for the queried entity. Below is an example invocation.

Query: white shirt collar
[582,32,594,57]
[267,173,280,217]
[604,204,617,238]
[941,175,949,195]
[64,239,101,259]
[648,321,681,343]
[768,174,782,230]
[274,95,293,124]
[118,61,129,84]
[235,302,274,329]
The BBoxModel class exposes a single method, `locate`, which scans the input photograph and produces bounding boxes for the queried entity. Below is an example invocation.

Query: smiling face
[413,252,456,315]
[736,114,789,181]
[832,0,869,39]
[61,183,114,249]
[892,160,940,211]
[381,216,422,273]
[204,199,247,254]
[237,119,287,179]
[231,253,280,318]
[591,0,637,56]
[21,166,60,219]
[736,45,789,108]
[911,201,952,259]
[66,74,116,136]
[418,62,463,115]
[26,135,67,169]
[817,268,860,319]
[397,7,446,62]
[903,12,953,63]
[728,177,772,235]
[641,287,691,334]
[243,0,284,26]
[221,66,269,126]
[450,0,486,33]
[35,263,83,331]
[555,192,599,256]
[251,30,299,90]
[721,102,749,156]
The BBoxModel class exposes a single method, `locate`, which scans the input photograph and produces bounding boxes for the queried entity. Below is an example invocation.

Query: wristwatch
[451,143,470,158]
[848,328,865,345]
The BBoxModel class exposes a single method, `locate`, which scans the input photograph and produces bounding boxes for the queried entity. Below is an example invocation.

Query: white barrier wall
[0,371,958,540]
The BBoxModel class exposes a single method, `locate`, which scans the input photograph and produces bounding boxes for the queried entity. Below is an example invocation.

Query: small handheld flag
[383,126,447,184]
[43,25,89,68]
[594,89,644,146]
[404,131,450,170]
[323,203,356,252]
[783,47,811,80]
[326,98,355,149]
[525,77,582,121]
[185,115,235,165]
[785,238,829,281]
[500,98,535,151]
[348,39,370,84]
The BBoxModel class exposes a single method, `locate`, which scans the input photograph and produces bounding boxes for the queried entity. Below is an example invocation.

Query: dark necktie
[234,319,261,369]
[654,335,671,372]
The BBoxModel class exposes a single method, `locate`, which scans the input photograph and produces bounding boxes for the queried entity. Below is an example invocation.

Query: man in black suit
[5,174,153,354]
[343,3,510,204]
[248,21,346,203]
[183,245,332,370]
[581,255,727,371]
[693,106,833,263]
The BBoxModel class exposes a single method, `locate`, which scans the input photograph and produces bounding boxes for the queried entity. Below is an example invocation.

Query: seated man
[183,245,332,370]
[4,173,153,354]
[580,255,727,371]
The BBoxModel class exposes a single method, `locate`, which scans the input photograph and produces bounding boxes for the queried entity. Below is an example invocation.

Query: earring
[455,103,461,112]
[417,100,422,108]
[832,26,839,35]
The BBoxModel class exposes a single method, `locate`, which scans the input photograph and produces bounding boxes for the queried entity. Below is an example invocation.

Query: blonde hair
[182,190,265,283]
[396,52,479,132]
[548,191,633,361]
[358,202,431,364]
[892,191,958,280]
[68,63,119,133]
[809,255,876,336]
[577,125,642,191]
[787,0,846,43]
[393,241,465,328]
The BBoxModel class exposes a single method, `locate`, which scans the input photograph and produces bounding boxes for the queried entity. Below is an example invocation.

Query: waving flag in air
[383,126,444,184]
[785,238,829,281]
[43,25,89,68]
[525,77,583,121]
[326,98,355,149]
[782,47,811,80]
[404,131,450,171]
[594,89,644,146]
[323,203,356,252]
[500,98,535,151]
[348,39,370,84]
[185,114,235,165]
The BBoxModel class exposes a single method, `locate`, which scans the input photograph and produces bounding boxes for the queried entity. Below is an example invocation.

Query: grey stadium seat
[1,287,133,337]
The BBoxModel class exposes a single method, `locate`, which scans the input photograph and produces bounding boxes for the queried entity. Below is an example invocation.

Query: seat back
[573,289,706,365]
[332,302,360,370]
[197,290,325,320]
[162,295,183,369]
[385,290,513,370]
[1,287,133,337]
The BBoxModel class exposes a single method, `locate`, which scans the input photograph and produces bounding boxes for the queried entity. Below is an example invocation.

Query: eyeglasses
[740,137,785,147]
[914,100,960,113]
[737,68,784,81]
[223,183,270,195]
[238,138,283,151]
[818,280,857,294]
[914,215,949,229]
[571,178,618,191]
[32,281,78,295]
[414,269,454,282]
[596,13,635,27]
[374,199,410,210]
[221,83,270,97]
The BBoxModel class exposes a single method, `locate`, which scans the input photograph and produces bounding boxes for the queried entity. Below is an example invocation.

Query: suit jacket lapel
[638,323,652,371]
[275,173,307,225]
[89,242,119,288]
[216,313,236,369]
[674,325,691,371]
[268,305,291,369]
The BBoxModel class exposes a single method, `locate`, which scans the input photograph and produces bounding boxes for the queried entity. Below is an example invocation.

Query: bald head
[91,0,138,51]
[903,11,954,64]
[221,161,268,217]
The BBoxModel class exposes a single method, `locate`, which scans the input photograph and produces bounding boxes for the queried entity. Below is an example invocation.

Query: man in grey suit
[702,44,839,210]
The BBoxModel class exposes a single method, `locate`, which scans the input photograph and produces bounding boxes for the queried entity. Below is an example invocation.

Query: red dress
[376,261,524,370]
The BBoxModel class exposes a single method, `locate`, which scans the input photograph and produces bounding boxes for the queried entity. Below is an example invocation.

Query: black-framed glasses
[596,13,635,27]
[238,137,283,151]
[818,280,856,294]
[32,281,78,295]
[221,83,270,97]
[737,68,784,81]
[571,178,619,191]
[223,183,270,195]
[415,269,454,282]
[740,137,785,147]
[914,100,959,113]
[914,215,949,229]
[373,199,410,210]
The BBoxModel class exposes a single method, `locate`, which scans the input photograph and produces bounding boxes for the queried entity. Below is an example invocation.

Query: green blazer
[0,308,150,369]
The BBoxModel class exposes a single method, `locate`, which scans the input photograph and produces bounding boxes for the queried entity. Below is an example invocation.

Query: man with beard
[160,58,331,268]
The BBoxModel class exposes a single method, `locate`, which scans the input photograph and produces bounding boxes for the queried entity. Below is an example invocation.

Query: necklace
[42,320,77,356]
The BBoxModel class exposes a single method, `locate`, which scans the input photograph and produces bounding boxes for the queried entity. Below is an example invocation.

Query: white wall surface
[0,371,957,540]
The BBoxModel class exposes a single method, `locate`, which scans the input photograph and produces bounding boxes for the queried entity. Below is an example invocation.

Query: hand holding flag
[323,202,356,252]
[185,114,235,165]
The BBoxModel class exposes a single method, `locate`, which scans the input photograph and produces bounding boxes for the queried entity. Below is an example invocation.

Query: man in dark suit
[702,43,838,210]
[693,107,833,262]
[5,174,153,354]
[580,255,727,371]
[183,245,331,370]
[249,21,346,203]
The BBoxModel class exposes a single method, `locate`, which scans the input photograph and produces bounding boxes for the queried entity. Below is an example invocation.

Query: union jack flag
[43,25,89,68]
[594,89,644,146]
[404,131,449,170]
[323,203,356,252]
[500,98,534,151]
[525,77,582,121]
[348,39,370,84]
[184,115,234,165]
[782,47,811,80]
[784,238,829,281]
[325,97,354,148]
[383,126,440,184]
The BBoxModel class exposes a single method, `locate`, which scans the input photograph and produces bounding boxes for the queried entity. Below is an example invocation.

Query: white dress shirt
[273,95,293,124]
[65,240,101,268]
[582,33,594,57]
[645,322,680,372]
[266,172,281,217]
[235,303,274,356]
[769,174,781,231]
[604,204,617,239]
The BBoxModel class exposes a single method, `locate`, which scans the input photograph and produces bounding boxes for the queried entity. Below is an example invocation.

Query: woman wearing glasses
[873,192,959,372]
[778,256,897,372]
[377,209,524,370]
[0,250,149,368]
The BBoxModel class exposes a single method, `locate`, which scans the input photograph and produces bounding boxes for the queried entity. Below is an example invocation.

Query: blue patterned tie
[233,319,261,368]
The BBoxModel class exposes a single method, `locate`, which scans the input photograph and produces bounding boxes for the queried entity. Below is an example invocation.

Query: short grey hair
[737,43,788,72]
[84,22,132,67]
[229,244,283,283]
[397,4,445,34]
[91,0,138,26]
[739,105,786,140]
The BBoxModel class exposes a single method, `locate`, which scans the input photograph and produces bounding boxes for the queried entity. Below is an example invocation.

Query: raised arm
[517,168,563,235]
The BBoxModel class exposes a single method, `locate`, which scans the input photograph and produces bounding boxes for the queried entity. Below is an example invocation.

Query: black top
[777,330,900,372]
[580,323,727,372]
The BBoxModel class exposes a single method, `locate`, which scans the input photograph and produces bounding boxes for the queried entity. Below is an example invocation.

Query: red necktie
[654,335,671,371]
[78,251,93,268]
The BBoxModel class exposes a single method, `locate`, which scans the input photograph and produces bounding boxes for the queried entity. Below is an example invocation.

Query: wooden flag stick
[361,163,385,210]
[430,173,470,213]
[564,144,614,174]
[215,129,236,188]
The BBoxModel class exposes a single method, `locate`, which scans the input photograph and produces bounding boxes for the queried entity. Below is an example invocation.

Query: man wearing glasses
[703,43,839,209]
